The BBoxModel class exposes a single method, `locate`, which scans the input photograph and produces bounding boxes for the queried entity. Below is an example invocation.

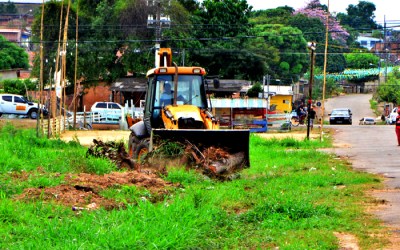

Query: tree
[0,35,29,70]
[31,1,127,84]
[196,0,252,39]
[377,67,400,104]
[252,24,308,83]
[190,0,271,80]
[250,6,294,25]
[288,14,346,73]
[0,0,17,14]
[344,52,379,69]
[337,1,378,31]
[177,0,200,13]
[247,82,262,97]
[294,0,349,44]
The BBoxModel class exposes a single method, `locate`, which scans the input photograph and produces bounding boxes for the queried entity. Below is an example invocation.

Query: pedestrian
[395,108,400,146]
[309,107,317,130]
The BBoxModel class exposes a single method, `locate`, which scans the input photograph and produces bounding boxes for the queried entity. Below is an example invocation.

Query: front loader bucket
[151,129,250,168]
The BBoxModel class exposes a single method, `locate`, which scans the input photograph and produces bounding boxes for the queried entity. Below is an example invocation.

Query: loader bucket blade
[151,129,250,168]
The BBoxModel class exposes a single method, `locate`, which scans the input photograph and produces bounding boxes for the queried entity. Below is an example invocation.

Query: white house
[357,36,382,50]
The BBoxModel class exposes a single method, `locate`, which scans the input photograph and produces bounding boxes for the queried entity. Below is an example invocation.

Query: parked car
[0,94,48,119]
[329,108,352,125]
[90,102,123,122]
[359,117,376,125]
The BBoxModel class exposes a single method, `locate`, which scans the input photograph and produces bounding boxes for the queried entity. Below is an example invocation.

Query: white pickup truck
[0,94,48,119]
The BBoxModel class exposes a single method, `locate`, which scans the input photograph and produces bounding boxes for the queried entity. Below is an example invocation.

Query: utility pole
[307,42,316,140]
[262,75,265,99]
[320,0,329,142]
[155,1,161,68]
[384,16,388,83]
[147,0,171,68]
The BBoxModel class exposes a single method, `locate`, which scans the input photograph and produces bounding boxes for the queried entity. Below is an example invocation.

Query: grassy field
[0,124,388,249]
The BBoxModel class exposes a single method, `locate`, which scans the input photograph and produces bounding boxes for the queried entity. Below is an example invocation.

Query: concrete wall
[270,95,293,113]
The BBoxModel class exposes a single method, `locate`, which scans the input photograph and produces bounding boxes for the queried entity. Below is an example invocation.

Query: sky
[246,0,399,28]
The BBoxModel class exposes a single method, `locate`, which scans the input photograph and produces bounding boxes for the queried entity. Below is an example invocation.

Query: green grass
[369,98,379,116]
[0,125,387,249]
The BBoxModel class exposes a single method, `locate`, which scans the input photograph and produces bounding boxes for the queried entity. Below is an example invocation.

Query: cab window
[96,102,107,109]
[110,103,121,109]
[14,96,26,103]
[2,95,12,102]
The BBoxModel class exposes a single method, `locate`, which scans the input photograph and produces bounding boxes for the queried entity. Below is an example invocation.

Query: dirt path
[60,130,131,146]
[321,94,400,249]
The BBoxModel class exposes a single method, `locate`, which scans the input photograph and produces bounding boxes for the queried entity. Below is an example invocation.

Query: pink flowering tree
[294,0,349,44]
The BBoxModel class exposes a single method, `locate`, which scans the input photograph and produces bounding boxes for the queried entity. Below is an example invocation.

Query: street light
[307,42,316,140]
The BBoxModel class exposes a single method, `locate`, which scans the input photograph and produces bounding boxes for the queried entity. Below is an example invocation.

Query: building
[264,85,293,113]
[357,36,382,51]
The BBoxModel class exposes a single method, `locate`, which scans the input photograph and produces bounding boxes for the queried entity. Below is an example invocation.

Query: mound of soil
[16,170,180,211]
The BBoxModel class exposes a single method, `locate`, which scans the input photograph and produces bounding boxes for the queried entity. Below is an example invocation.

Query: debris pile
[87,139,136,169]
[141,139,248,181]
[87,139,248,180]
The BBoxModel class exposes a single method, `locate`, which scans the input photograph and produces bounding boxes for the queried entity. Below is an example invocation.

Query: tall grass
[0,125,386,249]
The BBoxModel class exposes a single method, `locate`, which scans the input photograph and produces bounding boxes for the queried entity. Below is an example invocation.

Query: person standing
[395,108,400,146]
[309,107,317,130]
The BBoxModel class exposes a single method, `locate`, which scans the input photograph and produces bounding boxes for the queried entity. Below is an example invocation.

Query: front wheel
[28,109,38,119]
[291,117,300,127]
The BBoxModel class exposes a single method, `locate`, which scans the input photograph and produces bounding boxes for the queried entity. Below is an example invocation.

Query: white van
[90,102,123,122]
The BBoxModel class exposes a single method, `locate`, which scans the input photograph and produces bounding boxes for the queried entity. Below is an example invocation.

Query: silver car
[359,117,376,125]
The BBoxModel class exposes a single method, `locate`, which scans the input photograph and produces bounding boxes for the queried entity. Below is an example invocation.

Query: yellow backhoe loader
[128,48,250,170]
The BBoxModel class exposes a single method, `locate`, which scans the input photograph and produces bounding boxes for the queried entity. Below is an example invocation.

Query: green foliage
[337,1,378,30]
[344,53,379,69]
[0,1,17,14]
[251,7,294,25]
[377,67,400,104]
[187,0,273,80]
[288,14,346,73]
[0,36,29,70]
[252,24,308,83]
[247,82,262,97]
[197,0,252,38]
[1,79,38,95]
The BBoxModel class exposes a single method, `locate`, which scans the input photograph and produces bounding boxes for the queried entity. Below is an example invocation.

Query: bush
[247,82,263,97]
[1,79,38,96]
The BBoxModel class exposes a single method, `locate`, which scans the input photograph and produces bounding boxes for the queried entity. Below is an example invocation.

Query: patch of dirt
[16,170,180,211]
[61,130,131,146]
[333,232,359,250]
[365,189,400,250]
[0,118,37,129]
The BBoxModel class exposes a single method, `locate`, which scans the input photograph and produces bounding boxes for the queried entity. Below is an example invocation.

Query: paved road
[322,94,400,229]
